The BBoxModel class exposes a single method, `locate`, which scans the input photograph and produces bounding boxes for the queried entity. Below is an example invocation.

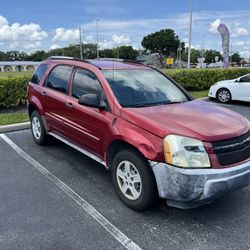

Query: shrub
[166,68,250,91]
[0,76,31,108]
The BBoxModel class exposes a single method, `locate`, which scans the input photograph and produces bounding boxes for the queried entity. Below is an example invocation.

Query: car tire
[31,110,49,145]
[216,88,231,103]
[111,149,158,211]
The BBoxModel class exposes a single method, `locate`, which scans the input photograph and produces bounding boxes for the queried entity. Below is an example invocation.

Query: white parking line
[0,133,142,250]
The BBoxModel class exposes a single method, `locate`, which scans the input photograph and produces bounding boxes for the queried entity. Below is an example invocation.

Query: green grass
[0,71,32,78]
[190,90,209,99]
[0,111,29,126]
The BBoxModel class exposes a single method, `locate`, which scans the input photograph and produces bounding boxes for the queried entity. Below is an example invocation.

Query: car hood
[216,79,235,85]
[121,100,249,142]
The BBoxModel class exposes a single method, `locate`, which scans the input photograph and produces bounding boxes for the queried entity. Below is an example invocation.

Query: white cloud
[235,41,245,46]
[0,15,47,51]
[85,35,95,43]
[52,28,79,42]
[50,44,61,50]
[99,34,131,49]
[234,27,249,36]
[209,19,221,33]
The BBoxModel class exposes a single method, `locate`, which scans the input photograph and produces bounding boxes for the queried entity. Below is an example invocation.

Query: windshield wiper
[124,101,187,108]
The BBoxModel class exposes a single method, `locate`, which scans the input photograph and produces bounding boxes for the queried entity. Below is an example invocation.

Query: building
[0,61,40,72]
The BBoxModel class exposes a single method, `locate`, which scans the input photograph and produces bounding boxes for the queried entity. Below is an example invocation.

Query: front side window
[31,64,48,84]
[240,75,250,82]
[72,68,102,98]
[103,69,188,107]
[45,65,73,94]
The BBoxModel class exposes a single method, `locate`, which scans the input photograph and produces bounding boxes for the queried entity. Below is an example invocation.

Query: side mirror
[235,77,241,82]
[78,93,106,110]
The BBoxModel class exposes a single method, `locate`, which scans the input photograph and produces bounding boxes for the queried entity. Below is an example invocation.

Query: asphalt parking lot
[0,101,249,250]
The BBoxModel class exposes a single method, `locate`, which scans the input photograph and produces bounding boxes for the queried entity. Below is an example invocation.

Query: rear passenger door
[43,65,73,134]
[64,67,112,158]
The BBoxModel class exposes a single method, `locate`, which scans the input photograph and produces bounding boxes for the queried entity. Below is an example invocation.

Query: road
[0,101,249,250]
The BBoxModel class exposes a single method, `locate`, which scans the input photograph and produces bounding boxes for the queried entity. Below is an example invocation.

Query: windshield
[102,69,188,107]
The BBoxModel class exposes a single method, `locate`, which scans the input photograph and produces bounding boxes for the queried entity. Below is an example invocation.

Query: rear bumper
[150,160,250,209]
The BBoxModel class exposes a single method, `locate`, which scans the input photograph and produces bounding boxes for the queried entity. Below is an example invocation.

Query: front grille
[212,130,250,166]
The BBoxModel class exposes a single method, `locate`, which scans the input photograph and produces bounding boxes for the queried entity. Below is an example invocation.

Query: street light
[201,34,206,68]
[187,0,193,68]
[96,19,100,59]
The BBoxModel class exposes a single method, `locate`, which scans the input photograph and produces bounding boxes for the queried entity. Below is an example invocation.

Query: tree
[204,50,222,63]
[141,29,181,65]
[182,49,201,63]
[0,51,9,61]
[231,52,242,64]
[27,50,47,61]
[100,49,115,58]
[115,46,138,60]
[6,50,28,61]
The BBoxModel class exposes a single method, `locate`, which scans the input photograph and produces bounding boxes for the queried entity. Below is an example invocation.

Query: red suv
[28,57,250,210]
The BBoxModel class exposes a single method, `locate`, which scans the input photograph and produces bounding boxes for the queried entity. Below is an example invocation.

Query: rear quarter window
[31,64,49,84]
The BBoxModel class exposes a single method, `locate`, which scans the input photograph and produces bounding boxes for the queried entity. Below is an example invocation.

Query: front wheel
[216,88,231,103]
[111,149,158,211]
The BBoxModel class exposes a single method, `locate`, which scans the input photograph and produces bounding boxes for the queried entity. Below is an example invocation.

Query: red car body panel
[121,100,248,142]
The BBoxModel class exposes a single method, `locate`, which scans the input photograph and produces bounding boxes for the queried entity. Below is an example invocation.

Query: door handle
[66,102,73,108]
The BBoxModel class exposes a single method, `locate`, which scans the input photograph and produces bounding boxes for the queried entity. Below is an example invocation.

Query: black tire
[111,149,158,211]
[216,88,231,103]
[30,110,49,145]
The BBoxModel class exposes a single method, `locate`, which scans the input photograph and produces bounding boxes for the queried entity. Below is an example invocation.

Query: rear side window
[31,64,48,84]
[45,65,73,94]
[72,68,102,98]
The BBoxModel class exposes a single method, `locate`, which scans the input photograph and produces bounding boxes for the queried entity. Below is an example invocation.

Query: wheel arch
[106,140,149,170]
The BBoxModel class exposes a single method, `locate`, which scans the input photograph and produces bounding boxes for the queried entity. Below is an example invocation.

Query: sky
[1,0,250,58]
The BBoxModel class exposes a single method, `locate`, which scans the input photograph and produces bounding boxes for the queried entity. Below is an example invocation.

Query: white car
[208,73,250,103]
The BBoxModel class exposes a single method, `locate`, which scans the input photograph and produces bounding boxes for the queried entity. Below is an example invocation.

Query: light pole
[96,19,100,59]
[201,34,206,68]
[187,0,193,68]
[79,27,83,59]
[177,45,182,68]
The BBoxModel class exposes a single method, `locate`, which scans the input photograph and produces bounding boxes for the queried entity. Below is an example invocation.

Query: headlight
[163,134,211,168]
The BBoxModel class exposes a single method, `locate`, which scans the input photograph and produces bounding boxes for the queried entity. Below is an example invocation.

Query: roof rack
[47,56,101,69]
[93,58,151,67]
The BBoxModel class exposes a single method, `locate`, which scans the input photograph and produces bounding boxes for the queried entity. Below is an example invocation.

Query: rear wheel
[111,149,158,210]
[216,88,231,103]
[31,110,49,145]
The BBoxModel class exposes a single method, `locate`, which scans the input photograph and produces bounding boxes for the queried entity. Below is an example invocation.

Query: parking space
[207,99,250,120]
[0,101,250,250]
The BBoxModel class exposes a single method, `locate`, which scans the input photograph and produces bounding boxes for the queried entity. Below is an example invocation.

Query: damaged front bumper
[150,160,250,209]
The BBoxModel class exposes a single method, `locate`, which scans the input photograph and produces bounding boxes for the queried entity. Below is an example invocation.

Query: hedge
[0,76,31,108]
[1,68,250,108]
[166,68,250,91]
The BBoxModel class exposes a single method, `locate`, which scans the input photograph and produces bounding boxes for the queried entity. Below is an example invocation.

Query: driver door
[235,75,250,101]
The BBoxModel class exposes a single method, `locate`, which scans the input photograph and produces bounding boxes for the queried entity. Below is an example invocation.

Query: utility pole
[79,27,83,59]
[201,34,206,68]
[187,0,193,68]
[96,19,100,59]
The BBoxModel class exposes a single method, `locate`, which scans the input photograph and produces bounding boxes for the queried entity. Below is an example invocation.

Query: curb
[0,122,30,133]
[198,97,209,101]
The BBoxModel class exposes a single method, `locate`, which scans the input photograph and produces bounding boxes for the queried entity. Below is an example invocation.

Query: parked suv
[28,57,250,210]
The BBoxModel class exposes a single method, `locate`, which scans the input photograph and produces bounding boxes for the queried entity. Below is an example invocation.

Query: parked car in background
[28,57,250,210]
[208,73,250,103]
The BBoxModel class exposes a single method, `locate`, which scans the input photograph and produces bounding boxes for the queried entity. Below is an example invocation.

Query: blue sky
[1,0,250,57]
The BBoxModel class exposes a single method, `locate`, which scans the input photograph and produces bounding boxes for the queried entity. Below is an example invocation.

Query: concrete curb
[198,97,209,101]
[0,122,30,133]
